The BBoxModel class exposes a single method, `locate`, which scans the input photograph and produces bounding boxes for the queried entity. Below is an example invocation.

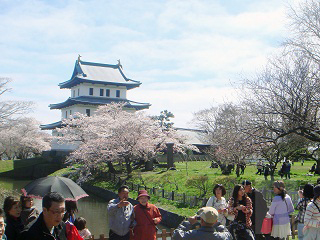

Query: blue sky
[0,0,299,128]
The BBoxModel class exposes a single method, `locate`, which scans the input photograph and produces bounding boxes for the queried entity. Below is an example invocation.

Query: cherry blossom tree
[0,118,51,159]
[57,103,195,182]
[193,102,255,177]
[0,78,33,127]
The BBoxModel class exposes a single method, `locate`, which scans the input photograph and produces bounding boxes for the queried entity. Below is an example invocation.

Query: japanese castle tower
[40,56,151,151]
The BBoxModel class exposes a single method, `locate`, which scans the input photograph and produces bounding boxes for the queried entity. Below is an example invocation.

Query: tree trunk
[316,160,320,175]
[125,158,132,175]
[236,164,240,177]
[107,161,116,173]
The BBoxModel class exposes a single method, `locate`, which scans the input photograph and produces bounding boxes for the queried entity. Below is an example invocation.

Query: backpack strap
[313,201,320,213]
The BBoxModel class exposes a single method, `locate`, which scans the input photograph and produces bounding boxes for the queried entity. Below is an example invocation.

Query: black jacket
[22,213,67,240]
[5,215,24,240]
[247,188,268,234]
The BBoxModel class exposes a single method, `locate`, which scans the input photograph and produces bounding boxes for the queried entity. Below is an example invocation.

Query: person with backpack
[303,185,320,240]
[295,184,314,240]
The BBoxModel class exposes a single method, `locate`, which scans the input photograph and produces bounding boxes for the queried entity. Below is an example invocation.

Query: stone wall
[82,184,185,228]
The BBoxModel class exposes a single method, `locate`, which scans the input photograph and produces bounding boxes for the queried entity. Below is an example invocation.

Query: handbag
[261,217,273,234]
[226,213,235,221]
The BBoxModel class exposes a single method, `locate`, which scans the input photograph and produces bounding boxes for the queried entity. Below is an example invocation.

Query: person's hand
[242,206,249,213]
[188,216,198,225]
[236,205,243,210]
[153,218,157,224]
[117,199,130,208]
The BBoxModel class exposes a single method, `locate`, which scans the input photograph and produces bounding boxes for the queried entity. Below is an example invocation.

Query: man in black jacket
[243,180,268,240]
[22,192,67,240]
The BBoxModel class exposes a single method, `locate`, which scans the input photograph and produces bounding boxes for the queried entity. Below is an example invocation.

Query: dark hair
[231,185,247,208]
[20,195,33,209]
[213,184,226,196]
[63,200,78,222]
[273,181,286,200]
[118,185,129,193]
[42,192,65,210]
[303,184,314,199]
[74,217,86,231]
[0,208,4,218]
[3,196,20,217]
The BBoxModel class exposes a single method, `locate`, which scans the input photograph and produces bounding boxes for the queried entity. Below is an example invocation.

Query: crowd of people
[0,193,91,240]
[1,180,320,240]
[174,180,320,240]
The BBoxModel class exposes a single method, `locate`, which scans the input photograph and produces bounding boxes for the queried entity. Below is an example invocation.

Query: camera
[196,216,201,220]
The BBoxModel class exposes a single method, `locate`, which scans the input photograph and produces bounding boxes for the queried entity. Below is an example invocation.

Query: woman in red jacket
[133,190,162,240]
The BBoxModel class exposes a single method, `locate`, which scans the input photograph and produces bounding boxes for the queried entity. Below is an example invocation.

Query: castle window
[89,88,93,95]
[73,90,75,97]
[65,111,67,118]
[100,89,104,96]
[116,90,120,98]
[86,109,90,117]
[106,89,110,97]
[70,110,72,115]
[78,88,80,96]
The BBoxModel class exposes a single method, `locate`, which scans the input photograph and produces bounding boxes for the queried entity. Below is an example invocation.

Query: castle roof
[59,60,141,90]
[49,96,151,110]
[40,121,63,130]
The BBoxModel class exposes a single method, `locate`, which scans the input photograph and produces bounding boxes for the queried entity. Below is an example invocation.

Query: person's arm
[268,197,277,216]
[295,198,303,210]
[227,197,237,215]
[286,195,294,214]
[206,196,214,207]
[172,219,199,240]
[152,206,162,225]
[107,199,119,215]
[245,197,253,217]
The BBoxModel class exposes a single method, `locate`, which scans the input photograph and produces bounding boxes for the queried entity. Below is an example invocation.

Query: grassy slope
[0,160,13,172]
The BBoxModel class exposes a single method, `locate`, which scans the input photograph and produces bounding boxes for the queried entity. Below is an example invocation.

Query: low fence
[86,217,300,240]
[105,172,300,208]
[87,229,174,240]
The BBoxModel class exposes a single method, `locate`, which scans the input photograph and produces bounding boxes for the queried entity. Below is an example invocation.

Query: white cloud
[0,0,302,129]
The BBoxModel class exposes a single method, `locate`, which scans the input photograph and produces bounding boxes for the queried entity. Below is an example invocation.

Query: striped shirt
[304,198,320,229]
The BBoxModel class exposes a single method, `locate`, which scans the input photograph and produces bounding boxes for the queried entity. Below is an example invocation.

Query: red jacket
[133,203,162,240]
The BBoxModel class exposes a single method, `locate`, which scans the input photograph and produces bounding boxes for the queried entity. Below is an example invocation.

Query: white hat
[197,207,218,224]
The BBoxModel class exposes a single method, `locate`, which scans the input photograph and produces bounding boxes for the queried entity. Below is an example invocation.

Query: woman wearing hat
[268,181,294,240]
[133,190,162,240]
[303,184,320,240]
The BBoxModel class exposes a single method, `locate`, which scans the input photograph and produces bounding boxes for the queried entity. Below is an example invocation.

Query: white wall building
[40,57,151,151]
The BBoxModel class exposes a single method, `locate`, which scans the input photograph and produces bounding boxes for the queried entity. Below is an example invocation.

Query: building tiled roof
[174,127,210,146]
[40,121,63,130]
[59,60,141,90]
[49,96,151,110]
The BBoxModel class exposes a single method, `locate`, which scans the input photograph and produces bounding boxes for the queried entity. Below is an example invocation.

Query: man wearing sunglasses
[22,192,67,240]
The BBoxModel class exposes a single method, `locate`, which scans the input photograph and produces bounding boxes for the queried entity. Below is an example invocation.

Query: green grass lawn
[127,160,318,196]
[0,160,13,172]
[91,160,319,217]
